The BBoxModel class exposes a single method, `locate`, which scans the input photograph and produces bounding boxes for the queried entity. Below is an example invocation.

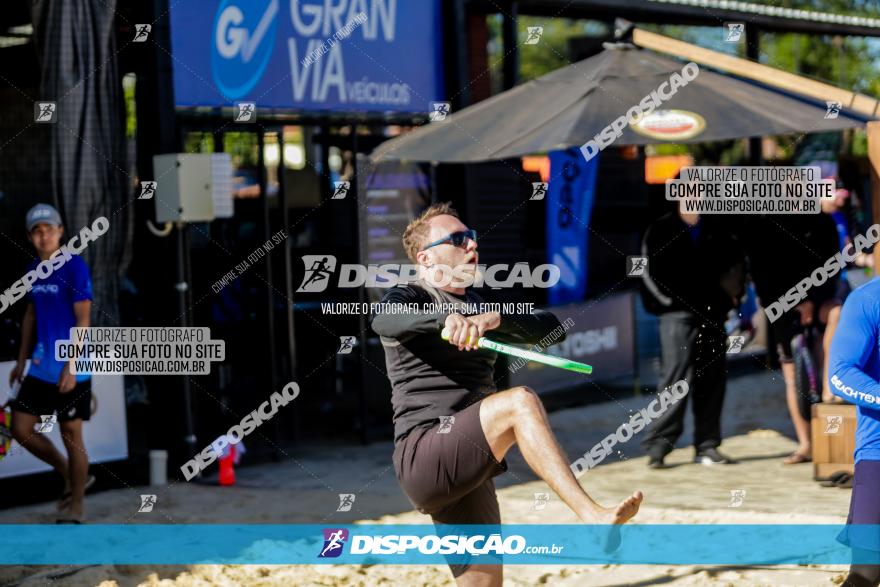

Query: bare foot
[57,478,71,511]
[783,451,811,465]
[590,491,643,525]
[58,474,95,510]
[56,501,85,524]
[67,499,83,516]
[587,491,643,554]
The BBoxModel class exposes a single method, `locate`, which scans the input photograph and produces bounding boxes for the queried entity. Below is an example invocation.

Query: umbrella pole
[502,1,519,90]
[869,122,880,274]
[746,27,763,166]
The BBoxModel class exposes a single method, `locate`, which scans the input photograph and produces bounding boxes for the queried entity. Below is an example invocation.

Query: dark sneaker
[648,455,666,469]
[695,448,736,465]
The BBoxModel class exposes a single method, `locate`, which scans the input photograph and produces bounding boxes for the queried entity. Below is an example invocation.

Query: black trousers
[642,311,727,457]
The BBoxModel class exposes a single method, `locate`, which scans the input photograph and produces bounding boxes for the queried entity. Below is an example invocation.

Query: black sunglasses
[421,229,477,251]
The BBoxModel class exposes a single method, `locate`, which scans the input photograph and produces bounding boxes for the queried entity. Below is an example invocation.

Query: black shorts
[9,376,92,422]
[839,460,880,554]
[772,313,804,364]
[771,296,845,363]
[393,400,507,576]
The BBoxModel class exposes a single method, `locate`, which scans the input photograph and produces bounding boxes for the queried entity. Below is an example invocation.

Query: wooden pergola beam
[632,28,880,119]
[869,122,880,273]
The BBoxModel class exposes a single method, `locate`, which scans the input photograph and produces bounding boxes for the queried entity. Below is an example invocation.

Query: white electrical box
[211,153,234,219]
[153,153,216,223]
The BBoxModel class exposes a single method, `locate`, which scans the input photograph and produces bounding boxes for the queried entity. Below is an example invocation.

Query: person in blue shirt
[820,185,852,405]
[7,204,94,524]
[828,278,880,586]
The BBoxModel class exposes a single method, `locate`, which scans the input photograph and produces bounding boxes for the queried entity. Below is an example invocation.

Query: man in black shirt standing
[372,203,643,587]
[640,208,745,468]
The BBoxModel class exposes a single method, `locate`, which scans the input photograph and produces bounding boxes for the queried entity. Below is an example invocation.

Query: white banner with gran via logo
[0,360,128,479]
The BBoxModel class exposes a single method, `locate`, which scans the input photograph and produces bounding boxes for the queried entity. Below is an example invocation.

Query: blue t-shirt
[25,254,92,384]
[828,277,880,462]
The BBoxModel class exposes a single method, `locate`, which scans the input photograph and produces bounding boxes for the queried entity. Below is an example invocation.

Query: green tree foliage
[492,7,880,95]
[486,16,608,93]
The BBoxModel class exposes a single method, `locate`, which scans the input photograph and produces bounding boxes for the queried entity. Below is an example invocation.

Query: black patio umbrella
[371,42,870,163]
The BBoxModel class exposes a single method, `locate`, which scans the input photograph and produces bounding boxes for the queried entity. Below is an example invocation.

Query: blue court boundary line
[2,524,877,565]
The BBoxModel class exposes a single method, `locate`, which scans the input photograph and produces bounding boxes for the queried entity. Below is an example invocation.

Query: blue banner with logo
[547,149,599,305]
[169,0,444,112]
[1,524,877,564]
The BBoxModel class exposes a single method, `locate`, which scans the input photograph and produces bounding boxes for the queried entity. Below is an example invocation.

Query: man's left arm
[828,289,880,408]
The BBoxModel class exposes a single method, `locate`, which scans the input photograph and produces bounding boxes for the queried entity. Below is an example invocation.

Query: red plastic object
[218,445,236,486]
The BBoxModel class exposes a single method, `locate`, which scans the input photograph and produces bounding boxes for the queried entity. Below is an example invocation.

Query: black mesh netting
[31,0,133,326]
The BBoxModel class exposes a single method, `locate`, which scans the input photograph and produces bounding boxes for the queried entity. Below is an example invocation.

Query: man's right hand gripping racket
[441,327,592,374]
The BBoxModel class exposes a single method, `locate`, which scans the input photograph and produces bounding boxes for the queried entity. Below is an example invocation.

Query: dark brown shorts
[393,400,507,576]
[394,400,507,520]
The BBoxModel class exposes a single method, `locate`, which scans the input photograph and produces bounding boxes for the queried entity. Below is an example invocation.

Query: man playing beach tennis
[372,203,643,586]
[828,278,880,586]
[7,204,94,523]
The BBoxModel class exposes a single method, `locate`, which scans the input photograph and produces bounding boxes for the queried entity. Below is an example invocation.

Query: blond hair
[402,202,459,262]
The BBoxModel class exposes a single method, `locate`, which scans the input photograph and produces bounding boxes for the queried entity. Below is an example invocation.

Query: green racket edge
[440,328,593,374]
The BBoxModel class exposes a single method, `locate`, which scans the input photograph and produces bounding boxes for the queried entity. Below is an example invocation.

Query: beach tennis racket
[441,327,593,374]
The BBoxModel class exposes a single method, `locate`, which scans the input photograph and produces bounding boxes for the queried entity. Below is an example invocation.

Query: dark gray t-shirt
[371,281,563,443]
